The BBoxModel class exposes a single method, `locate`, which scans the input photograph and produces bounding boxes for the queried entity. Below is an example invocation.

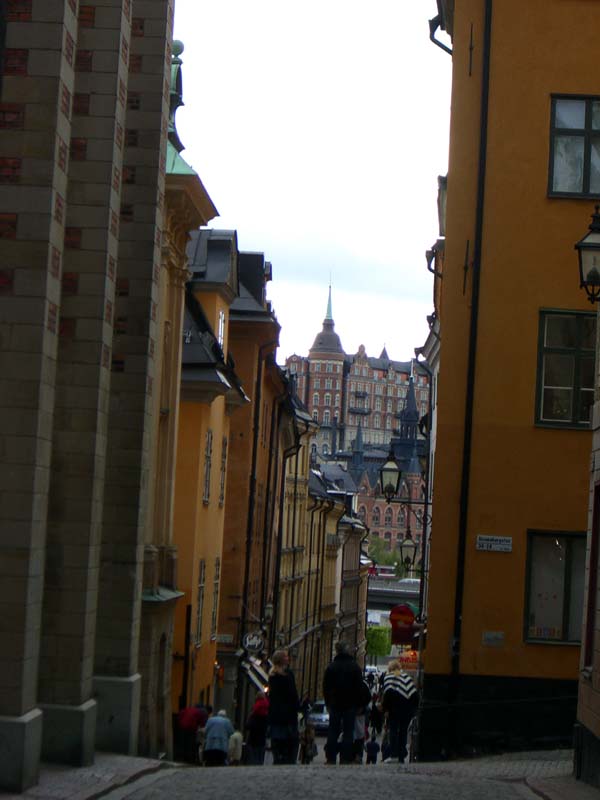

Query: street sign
[476,535,512,552]
[242,631,264,653]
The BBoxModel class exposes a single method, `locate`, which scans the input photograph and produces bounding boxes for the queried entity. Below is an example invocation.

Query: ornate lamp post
[378,451,422,575]
[575,205,600,303]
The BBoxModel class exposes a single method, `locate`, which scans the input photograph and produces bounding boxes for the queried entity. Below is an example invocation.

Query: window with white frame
[217,310,225,347]
[195,559,206,645]
[313,393,319,407]
[323,409,330,425]
[202,429,213,504]
[219,436,227,506]
[211,557,221,637]
[525,530,586,642]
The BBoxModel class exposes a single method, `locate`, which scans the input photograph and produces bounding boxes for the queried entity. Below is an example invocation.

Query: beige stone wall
[0,0,77,725]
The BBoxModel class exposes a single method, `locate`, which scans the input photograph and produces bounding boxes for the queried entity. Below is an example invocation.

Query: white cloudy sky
[173,1,452,363]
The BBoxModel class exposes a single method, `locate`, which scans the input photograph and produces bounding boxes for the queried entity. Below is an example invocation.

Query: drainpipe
[262,388,286,637]
[301,496,319,692]
[313,499,334,692]
[271,434,300,652]
[452,0,493,686]
[237,339,278,727]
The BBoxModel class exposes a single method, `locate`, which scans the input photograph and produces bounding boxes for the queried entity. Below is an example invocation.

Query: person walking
[322,640,365,764]
[365,733,380,765]
[176,703,208,764]
[267,649,300,764]
[203,709,234,767]
[380,660,418,764]
[245,691,269,765]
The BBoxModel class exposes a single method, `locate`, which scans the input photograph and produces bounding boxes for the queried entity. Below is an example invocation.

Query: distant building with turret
[285,289,430,458]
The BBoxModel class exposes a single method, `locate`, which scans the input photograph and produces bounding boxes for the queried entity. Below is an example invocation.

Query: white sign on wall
[476,535,512,553]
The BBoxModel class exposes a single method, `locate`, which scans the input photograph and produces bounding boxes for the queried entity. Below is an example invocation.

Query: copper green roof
[166,140,197,176]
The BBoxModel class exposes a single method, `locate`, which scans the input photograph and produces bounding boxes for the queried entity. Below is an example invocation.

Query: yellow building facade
[422,0,597,758]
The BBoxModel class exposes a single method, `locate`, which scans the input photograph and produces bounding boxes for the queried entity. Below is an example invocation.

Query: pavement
[2,748,599,800]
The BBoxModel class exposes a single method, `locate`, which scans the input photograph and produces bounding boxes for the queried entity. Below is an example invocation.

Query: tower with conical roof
[309,285,345,356]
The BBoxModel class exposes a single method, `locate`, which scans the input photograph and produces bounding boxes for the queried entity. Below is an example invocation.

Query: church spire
[325,283,333,323]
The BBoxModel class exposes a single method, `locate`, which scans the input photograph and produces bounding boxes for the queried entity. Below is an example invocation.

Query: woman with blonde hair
[267,649,300,764]
[380,659,418,764]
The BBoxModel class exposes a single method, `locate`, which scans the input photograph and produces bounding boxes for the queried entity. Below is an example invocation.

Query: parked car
[307,700,329,734]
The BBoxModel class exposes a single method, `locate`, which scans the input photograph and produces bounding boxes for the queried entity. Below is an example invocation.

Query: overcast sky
[173,1,452,363]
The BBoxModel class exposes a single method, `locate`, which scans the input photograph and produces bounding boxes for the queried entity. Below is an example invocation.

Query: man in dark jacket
[323,640,365,764]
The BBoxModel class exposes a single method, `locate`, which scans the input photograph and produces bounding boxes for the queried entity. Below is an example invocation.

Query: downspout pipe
[414,356,433,622]
[452,0,493,681]
[237,338,278,727]
[271,434,300,650]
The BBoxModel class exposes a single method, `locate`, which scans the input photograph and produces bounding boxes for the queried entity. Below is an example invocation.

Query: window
[217,310,225,347]
[202,429,213,504]
[326,362,333,373]
[314,362,321,371]
[312,409,318,421]
[372,507,381,525]
[375,398,382,411]
[211,557,221,637]
[314,378,320,389]
[324,394,331,406]
[325,378,332,389]
[536,310,595,426]
[323,409,330,425]
[322,442,329,455]
[219,437,227,506]
[398,509,406,527]
[313,393,319,407]
[384,507,393,526]
[289,362,297,373]
[387,400,392,412]
[335,394,340,406]
[525,531,586,643]
[195,560,206,645]
[358,506,366,522]
[374,415,380,428]
[386,417,391,429]
[549,96,600,196]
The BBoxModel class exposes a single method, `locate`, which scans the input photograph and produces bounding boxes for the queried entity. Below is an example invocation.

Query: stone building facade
[0,3,214,790]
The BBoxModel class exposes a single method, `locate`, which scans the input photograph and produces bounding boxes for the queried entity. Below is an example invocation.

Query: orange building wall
[425,0,595,682]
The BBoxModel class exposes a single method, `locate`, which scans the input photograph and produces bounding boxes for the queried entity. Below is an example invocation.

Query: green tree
[366,626,391,658]
[367,536,409,577]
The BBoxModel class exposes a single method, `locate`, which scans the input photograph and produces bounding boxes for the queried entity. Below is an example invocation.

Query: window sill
[524,638,581,646]
[548,191,600,200]
[534,421,591,431]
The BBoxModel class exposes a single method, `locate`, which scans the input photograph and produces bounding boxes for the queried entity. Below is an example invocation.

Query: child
[299,722,317,764]
[365,733,380,765]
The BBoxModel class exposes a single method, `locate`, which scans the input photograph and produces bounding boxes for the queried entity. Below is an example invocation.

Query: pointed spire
[406,437,422,476]
[354,421,364,452]
[325,283,333,322]
[379,345,389,361]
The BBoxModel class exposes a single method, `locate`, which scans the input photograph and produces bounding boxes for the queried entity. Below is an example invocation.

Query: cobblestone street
[98,749,588,800]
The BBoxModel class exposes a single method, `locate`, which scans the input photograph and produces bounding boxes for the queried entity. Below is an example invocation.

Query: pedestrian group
[176,642,418,767]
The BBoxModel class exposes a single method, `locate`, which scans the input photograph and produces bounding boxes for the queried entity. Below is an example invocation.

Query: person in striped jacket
[380,660,418,763]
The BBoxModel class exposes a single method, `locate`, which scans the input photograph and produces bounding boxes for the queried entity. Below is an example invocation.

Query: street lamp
[575,205,600,303]
[378,452,422,574]
[380,453,401,503]
[399,531,418,573]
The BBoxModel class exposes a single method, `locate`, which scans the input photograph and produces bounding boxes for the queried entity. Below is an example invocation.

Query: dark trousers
[271,736,298,765]
[388,709,411,761]
[246,744,265,765]
[204,749,227,767]
[325,707,356,764]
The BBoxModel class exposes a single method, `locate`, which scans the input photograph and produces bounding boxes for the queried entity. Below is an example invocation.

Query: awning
[241,660,269,693]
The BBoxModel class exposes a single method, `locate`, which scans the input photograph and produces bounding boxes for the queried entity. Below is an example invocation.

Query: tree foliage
[366,626,391,657]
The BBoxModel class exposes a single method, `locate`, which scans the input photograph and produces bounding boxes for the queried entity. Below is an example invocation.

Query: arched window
[384,507,393,526]
[371,530,379,538]
[312,409,318,421]
[322,442,329,455]
[385,417,391,429]
[372,507,381,525]
[398,508,406,527]
[358,505,366,522]
[374,415,380,428]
